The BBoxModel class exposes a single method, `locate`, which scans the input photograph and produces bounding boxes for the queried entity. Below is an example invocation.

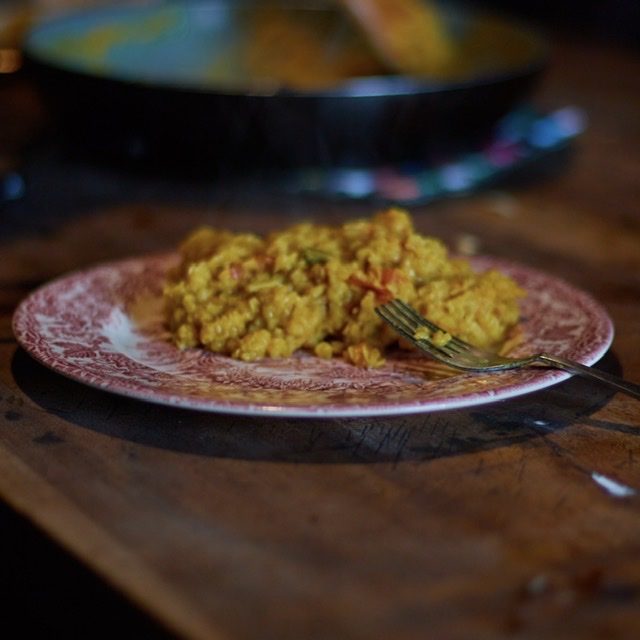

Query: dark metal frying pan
[22,0,549,173]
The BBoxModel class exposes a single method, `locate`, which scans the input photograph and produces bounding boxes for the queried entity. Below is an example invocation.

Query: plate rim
[12,252,614,418]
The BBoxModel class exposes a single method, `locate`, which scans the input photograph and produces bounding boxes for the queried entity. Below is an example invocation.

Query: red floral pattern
[12,253,614,417]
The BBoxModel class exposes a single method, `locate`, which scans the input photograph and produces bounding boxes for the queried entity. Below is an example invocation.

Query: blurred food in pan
[22,1,549,170]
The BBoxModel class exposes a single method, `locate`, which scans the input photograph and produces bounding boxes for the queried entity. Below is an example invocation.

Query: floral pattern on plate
[12,253,613,417]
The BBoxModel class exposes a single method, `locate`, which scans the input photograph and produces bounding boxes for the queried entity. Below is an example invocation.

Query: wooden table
[2,33,640,639]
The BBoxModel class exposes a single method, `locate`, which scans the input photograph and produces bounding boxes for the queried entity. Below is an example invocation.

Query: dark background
[473,0,639,48]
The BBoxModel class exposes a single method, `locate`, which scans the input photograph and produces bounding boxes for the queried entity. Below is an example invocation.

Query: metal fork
[375,299,640,400]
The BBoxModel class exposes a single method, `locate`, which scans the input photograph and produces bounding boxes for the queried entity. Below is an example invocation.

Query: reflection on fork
[375,298,640,400]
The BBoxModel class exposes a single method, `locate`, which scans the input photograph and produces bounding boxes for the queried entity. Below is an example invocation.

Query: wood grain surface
[1,33,640,640]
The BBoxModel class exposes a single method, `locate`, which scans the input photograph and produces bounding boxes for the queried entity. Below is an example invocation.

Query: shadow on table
[12,348,624,464]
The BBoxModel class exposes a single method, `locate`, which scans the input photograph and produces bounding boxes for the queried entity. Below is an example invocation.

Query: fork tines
[375,298,470,355]
[375,299,440,342]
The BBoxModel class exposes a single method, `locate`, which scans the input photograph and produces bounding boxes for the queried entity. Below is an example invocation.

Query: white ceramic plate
[12,253,613,418]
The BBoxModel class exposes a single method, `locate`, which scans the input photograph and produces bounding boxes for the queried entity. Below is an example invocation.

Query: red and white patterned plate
[12,253,613,418]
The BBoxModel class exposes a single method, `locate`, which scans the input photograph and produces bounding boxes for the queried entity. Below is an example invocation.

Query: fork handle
[538,353,640,400]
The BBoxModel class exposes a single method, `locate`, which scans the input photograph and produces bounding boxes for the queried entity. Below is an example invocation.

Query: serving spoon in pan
[336,0,454,75]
